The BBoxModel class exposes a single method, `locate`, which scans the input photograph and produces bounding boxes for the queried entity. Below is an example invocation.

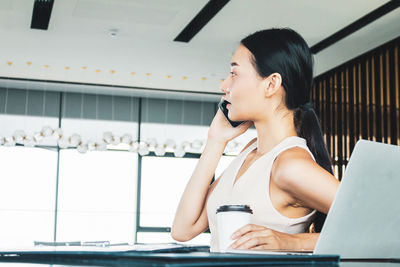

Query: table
[0,247,339,266]
[1,246,399,266]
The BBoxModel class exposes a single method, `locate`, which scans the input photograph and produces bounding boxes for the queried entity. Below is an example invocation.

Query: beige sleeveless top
[206,136,317,252]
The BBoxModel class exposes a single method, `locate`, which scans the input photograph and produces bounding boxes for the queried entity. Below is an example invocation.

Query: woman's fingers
[230,225,275,249]
[231,224,267,239]
[231,232,276,249]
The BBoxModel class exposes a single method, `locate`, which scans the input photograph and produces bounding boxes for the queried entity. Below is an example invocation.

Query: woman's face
[220,45,266,122]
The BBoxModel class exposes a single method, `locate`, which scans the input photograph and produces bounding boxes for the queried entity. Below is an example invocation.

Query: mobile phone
[218,100,246,127]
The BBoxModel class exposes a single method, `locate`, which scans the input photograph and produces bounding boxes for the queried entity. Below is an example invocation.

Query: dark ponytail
[241,28,333,232]
[294,107,333,232]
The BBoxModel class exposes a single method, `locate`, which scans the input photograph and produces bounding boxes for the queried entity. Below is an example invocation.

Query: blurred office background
[0,0,399,246]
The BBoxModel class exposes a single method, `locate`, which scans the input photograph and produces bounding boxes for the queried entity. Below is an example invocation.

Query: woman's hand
[229,224,300,250]
[207,105,253,145]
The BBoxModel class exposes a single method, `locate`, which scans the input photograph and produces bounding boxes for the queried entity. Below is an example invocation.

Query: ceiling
[0,0,399,101]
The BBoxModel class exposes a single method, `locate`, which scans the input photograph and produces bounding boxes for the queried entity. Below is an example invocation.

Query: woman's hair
[241,28,333,232]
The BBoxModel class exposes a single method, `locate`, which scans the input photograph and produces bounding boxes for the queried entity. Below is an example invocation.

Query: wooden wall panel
[312,36,400,180]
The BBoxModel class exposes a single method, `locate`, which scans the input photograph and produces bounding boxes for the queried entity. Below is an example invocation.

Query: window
[55,94,140,243]
[137,154,237,245]
[140,156,199,228]
[138,116,257,241]
[0,88,258,247]
[0,111,58,246]
[56,149,138,243]
[0,146,57,246]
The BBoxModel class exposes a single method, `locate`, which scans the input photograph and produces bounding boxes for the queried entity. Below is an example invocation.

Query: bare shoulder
[271,147,339,214]
[274,146,315,167]
[271,147,327,192]
[271,146,340,213]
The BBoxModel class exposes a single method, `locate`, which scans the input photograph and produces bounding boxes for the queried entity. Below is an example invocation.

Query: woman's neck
[253,112,297,155]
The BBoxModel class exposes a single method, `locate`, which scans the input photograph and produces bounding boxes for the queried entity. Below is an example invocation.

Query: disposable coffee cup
[216,204,253,252]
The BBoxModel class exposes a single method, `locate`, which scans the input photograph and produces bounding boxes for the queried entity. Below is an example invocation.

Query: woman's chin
[228,111,245,121]
[229,115,244,122]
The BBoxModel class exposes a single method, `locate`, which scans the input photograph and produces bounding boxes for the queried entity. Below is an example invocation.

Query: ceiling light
[53,128,63,139]
[23,136,36,147]
[154,144,166,156]
[121,134,133,144]
[97,142,107,151]
[103,132,113,144]
[174,145,185,158]
[41,125,53,137]
[58,136,69,149]
[69,133,81,147]
[129,142,139,153]
[77,143,88,154]
[138,142,149,156]
[13,130,26,143]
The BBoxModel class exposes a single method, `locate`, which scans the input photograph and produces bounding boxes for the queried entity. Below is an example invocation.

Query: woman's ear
[263,73,283,98]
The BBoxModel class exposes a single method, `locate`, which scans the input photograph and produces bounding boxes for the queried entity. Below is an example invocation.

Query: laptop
[231,140,400,259]
[314,139,400,259]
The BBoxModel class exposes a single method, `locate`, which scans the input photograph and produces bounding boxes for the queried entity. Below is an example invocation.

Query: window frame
[135,151,201,235]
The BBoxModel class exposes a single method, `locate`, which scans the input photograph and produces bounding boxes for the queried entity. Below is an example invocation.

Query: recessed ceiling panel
[72,0,179,25]
[192,0,390,46]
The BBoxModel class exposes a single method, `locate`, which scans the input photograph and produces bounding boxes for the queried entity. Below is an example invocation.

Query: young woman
[172,28,340,252]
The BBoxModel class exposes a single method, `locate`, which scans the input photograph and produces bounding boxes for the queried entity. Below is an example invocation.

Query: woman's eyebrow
[230,62,239,67]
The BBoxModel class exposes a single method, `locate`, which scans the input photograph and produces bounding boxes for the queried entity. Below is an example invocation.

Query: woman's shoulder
[271,147,318,190]
[276,145,314,162]
[270,145,339,214]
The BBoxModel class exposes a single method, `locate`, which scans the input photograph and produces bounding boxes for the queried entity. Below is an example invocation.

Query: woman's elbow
[171,227,193,242]
[171,221,198,242]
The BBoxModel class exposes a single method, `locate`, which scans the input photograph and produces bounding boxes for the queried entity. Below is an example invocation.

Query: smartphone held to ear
[218,100,246,127]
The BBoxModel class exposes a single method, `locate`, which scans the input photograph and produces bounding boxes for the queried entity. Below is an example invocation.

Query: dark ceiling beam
[311,0,400,54]
[31,0,55,30]
[174,0,230,43]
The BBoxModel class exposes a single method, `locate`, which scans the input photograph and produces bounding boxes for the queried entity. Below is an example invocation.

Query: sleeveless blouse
[206,136,317,252]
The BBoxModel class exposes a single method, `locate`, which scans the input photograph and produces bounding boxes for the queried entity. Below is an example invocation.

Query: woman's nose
[220,77,230,94]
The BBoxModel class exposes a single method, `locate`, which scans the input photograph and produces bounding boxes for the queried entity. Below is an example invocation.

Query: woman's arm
[230,148,339,250]
[171,108,253,242]
[171,139,226,241]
